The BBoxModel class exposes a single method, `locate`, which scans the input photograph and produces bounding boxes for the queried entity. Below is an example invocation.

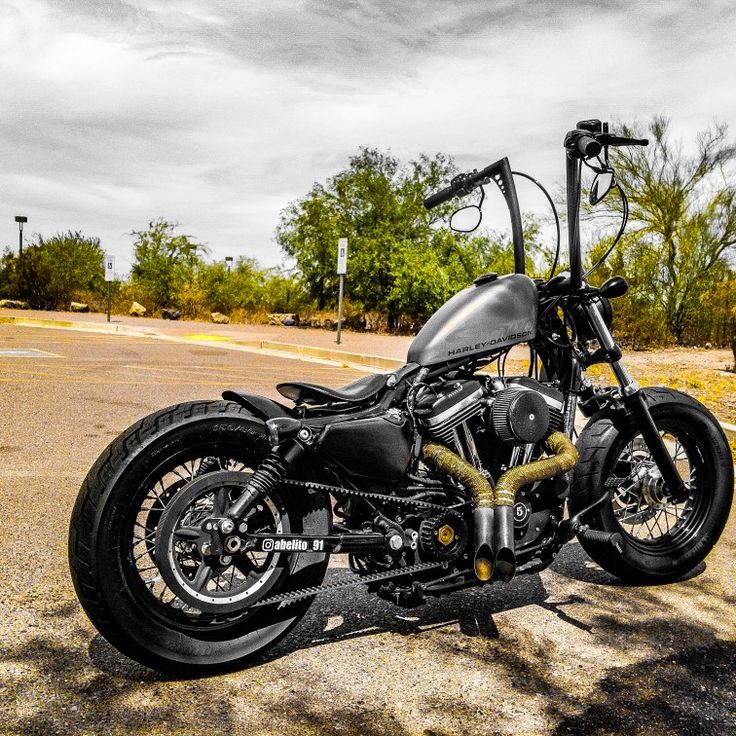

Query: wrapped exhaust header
[422,431,578,583]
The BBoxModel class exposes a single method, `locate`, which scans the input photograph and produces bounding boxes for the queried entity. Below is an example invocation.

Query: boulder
[268,312,300,326]
[70,301,89,313]
[210,312,230,324]
[705,342,712,350]
[129,301,147,317]
[0,299,30,310]
[162,308,181,321]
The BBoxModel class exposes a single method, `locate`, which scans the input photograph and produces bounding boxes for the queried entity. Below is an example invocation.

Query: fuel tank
[407,273,538,367]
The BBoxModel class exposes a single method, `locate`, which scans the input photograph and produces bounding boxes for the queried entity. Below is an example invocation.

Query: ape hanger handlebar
[423,118,648,288]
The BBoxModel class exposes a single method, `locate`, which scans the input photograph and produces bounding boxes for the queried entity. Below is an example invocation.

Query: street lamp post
[225,256,233,273]
[14,216,27,255]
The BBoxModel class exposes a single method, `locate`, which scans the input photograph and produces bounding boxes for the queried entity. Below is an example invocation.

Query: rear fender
[221,391,293,421]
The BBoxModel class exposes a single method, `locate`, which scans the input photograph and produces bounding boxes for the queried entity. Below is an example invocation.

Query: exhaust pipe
[473,506,494,582]
[422,432,578,583]
[422,443,495,581]
[492,431,579,581]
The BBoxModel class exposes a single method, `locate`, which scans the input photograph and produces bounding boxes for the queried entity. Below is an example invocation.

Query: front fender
[221,390,293,421]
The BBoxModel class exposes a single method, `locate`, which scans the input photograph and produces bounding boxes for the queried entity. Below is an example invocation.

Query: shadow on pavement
[3,541,734,735]
[553,641,736,735]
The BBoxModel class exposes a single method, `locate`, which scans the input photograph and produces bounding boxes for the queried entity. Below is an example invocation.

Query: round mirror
[449,205,482,233]
[589,171,615,205]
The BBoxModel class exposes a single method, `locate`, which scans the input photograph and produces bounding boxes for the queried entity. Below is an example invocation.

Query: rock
[69,301,89,313]
[210,312,230,324]
[162,308,181,320]
[268,312,300,326]
[0,299,29,310]
[129,301,147,317]
[705,342,712,350]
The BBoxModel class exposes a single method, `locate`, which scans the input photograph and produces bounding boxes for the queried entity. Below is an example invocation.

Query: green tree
[200,257,266,314]
[8,231,105,309]
[130,219,206,311]
[277,147,540,326]
[591,117,736,342]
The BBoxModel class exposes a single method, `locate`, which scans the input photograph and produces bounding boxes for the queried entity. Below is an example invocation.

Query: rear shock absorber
[226,448,291,520]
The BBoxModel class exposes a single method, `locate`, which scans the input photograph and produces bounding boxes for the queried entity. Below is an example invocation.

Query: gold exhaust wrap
[493,431,579,507]
[422,431,578,582]
[422,442,495,507]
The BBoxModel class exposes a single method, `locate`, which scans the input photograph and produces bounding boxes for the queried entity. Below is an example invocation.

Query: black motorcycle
[69,119,733,671]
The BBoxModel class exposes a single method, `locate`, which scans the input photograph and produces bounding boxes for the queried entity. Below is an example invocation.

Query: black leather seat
[277,373,387,406]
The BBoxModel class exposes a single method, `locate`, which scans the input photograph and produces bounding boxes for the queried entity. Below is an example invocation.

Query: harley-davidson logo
[447,328,533,356]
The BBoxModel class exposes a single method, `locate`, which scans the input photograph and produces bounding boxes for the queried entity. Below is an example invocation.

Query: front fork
[585,304,689,502]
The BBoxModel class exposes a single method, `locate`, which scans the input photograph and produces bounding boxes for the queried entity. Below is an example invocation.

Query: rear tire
[68,400,330,672]
[571,388,733,583]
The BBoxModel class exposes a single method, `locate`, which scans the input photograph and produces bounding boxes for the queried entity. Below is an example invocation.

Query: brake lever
[597,134,649,147]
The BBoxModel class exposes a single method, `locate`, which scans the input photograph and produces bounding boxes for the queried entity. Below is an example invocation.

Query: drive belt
[252,559,447,608]
[281,477,468,513]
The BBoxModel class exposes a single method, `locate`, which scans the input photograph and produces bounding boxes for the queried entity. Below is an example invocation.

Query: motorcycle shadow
[550,540,706,586]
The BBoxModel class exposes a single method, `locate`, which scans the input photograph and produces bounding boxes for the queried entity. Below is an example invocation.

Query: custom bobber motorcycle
[69,120,733,671]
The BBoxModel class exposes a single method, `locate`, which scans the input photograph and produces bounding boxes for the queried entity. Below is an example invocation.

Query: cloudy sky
[1,0,735,273]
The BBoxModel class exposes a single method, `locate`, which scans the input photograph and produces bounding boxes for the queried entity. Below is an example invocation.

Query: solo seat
[276,373,387,406]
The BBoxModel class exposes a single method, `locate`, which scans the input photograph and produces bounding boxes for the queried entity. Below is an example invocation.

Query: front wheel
[571,388,733,583]
[68,400,331,672]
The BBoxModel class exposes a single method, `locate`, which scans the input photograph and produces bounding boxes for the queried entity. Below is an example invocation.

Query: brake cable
[511,170,561,279]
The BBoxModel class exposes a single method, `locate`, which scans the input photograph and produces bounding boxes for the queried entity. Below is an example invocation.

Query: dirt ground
[1,323,734,736]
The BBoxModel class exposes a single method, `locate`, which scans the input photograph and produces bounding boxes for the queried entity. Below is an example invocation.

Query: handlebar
[565,128,648,160]
[424,157,526,275]
[423,159,505,210]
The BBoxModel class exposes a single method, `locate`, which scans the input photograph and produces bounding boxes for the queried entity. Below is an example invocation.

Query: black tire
[571,388,733,583]
[68,400,330,672]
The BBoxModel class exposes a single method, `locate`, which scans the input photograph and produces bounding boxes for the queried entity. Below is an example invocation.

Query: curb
[240,339,404,372]
[0,315,154,337]
[0,313,404,371]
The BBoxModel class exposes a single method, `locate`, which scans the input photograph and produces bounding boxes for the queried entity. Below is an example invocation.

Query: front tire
[68,400,330,672]
[571,388,733,583]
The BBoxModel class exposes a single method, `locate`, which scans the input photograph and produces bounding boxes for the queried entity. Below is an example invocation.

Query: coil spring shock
[227,449,288,519]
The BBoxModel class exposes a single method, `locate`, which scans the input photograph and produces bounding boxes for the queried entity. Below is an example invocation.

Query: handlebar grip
[576,135,602,159]
[424,185,457,210]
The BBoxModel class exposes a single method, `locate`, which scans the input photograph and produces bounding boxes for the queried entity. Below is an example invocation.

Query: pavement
[0,319,735,735]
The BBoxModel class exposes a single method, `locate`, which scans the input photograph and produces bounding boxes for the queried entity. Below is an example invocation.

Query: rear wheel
[571,388,733,583]
[68,400,330,672]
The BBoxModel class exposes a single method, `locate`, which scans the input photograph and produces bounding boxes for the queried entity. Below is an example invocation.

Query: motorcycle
[69,119,733,672]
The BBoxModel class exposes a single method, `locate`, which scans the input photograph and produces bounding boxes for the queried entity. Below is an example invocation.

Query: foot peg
[576,526,624,553]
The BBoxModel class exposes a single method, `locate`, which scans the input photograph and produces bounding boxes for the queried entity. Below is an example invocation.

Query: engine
[415,376,565,462]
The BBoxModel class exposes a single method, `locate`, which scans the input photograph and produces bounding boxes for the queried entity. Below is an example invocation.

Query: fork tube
[586,303,687,502]
[566,155,583,290]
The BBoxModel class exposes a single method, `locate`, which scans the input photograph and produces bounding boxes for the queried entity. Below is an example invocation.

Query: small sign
[337,238,348,275]
[104,254,115,282]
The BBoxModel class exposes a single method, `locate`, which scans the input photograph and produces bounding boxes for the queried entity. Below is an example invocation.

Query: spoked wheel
[69,401,330,672]
[572,388,733,583]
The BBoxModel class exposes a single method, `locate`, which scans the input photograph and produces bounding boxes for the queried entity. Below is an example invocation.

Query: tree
[590,117,736,342]
[277,147,542,326]
[8,231,105,309]
[130,219,206,311]
[200,257,266,314]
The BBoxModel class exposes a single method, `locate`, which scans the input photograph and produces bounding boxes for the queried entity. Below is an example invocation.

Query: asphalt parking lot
[1,324,735,736]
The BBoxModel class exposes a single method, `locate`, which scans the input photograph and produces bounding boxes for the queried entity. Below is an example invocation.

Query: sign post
[104,254,115,322]
[336,238,348,345]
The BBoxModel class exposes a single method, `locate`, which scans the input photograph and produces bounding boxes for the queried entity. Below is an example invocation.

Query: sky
[1,0,735,274]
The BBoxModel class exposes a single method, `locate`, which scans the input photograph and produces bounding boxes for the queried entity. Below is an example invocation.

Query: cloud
[0,0,734,271]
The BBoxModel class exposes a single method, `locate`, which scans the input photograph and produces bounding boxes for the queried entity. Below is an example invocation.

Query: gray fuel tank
[407,273,538,367]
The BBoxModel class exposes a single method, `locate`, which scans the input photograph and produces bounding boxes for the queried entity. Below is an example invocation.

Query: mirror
[449,205,482,232]
[589,170,615,205]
